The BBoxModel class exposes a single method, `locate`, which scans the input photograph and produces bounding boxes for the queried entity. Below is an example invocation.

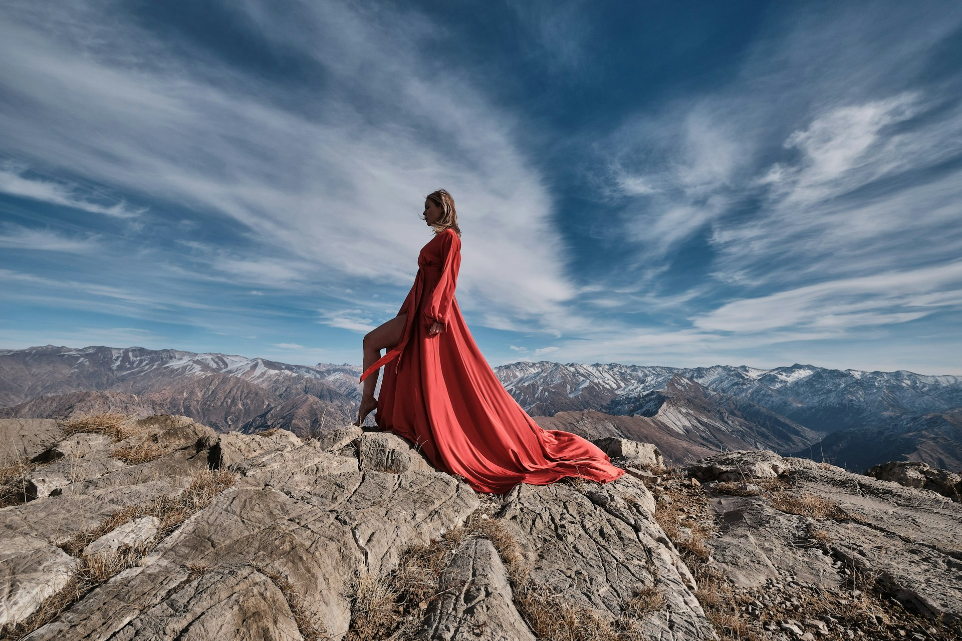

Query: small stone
[805,618,829,634]
[690,477,701,487]
[83,517,159,557]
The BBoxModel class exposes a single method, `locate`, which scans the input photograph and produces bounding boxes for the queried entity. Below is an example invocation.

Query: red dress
[360,228,624,494]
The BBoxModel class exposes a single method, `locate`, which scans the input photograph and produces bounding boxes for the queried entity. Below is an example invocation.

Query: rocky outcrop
[866,460,961,502]
[2,416,960,640]
[689,449,790,482]
[683,451,962,639]
[593,436,664,469]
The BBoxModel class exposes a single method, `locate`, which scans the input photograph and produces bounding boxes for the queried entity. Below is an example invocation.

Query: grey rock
[24,475,70,500]
[314,424,363,451]
[27,451,125,492]
[781,621,804,636]
[0,419,62,462]
[708,495,840,589]
[697,452,962,628]
[82,516,159,558]
[420,538,535,641]
[866,461,961,502]
[120,565,305,641]
[33,433,112,462]
[357,431,435,473]
[593,437,664,469]
[212,428,303,473]
[0,535,78,628]
[498,475,715,640]
[27,467,479,641]
[690,449,790,482]
[235,439,359,486]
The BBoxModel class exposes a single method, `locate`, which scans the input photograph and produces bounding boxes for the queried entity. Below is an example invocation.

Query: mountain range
[2,345,960,471]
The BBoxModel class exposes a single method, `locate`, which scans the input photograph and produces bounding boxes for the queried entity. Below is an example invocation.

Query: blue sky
[1,1,961,374]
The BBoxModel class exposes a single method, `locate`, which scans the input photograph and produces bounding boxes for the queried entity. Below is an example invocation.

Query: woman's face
[423,198,444,226]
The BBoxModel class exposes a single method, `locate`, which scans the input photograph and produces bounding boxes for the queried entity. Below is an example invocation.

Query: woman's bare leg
[355,313,407,426]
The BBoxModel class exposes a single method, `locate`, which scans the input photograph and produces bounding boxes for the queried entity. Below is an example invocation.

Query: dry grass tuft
[707,611,750,638]
[715,481,762,496]
[769,491,850,520]
[345,572,400,641]
[252,561,330,641]
[653,489,712,562]
[58,412,135,442]
[515,584,620,641]
[808,526,833,546]
[621,585,665,618]
[111,436,166,465]
[0,455,35,507]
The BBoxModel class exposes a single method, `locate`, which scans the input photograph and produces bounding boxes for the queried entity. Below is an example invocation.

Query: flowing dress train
[360,228,624,494]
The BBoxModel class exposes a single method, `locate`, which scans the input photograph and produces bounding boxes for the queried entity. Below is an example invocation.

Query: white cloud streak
[0,224,100,253]
[0,1,576,333]
[0,166,145,218]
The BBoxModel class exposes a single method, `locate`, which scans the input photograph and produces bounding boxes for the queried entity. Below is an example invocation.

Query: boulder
[689,450,789,482]
[357,431,435,474]
[866,461,961,502]
[211,429,303,473]
[0,419,62,462]
[592,437,664,469]
[83,516,159,558]
[0,535,78,627]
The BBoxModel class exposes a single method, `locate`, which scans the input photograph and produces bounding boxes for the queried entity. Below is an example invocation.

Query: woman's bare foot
[354,396,378,426]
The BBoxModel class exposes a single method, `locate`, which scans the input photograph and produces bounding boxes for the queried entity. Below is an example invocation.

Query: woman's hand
[428,321,444,336]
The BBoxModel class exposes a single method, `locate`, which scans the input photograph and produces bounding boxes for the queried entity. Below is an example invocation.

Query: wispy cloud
[694,261,962,333]
[0,1,576,332]
[317,309,376,334]
[0,224,100,253]
[0,166,145,218]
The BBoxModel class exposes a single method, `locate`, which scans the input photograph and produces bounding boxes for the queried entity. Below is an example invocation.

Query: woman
[355,189,624,494]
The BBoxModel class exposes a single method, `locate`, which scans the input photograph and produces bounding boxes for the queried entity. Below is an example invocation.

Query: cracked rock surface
[5,416,959,641]
[421,537,535,641]
[691,451,962,640]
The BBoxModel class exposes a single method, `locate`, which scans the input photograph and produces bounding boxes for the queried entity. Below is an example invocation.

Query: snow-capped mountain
[496,361,962,470]
[0,345,363,433]
[2,346,960,470]
[495,361,962,432]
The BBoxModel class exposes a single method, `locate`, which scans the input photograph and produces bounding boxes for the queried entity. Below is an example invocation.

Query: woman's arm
[423,230,461,333]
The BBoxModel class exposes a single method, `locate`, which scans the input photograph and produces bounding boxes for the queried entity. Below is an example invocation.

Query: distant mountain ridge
[2,345,960,470]
[495,360,962,429]
[0,345,362,433]
[495,360,962,470]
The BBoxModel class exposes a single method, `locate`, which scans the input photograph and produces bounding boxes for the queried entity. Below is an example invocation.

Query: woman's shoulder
[431,227,460,245]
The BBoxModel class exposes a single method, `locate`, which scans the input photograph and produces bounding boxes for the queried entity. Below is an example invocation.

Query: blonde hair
[425,189,461,237]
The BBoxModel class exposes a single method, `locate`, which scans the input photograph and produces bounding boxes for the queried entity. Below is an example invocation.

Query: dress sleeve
[423,230,461,330]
